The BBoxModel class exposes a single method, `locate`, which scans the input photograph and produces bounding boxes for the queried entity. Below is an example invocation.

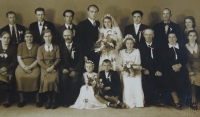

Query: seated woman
[0,31,17,108]
[185,30,200,110]
[15,31,41,108]
[161,32,190,110]
[70,60,107,109]
[37,29,60,109]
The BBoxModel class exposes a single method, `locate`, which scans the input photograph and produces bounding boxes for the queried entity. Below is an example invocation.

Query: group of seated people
[0,4,199,111]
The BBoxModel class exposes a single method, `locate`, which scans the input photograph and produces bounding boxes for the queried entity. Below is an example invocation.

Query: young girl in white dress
[70,60,107,109]
[119,35,144,108]
[97,14,123,72]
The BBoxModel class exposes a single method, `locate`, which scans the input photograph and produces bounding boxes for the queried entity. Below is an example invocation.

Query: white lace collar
[186,43,198,54]
[44,44,53,52]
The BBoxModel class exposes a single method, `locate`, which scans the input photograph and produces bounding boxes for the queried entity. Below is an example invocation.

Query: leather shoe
[3,102,11,108]
[36,102,43,108]
[18,102,26,108]
[173,103,182,110]
[62,103,69,107]
[45,103,51,109]
[190,102,198,110]
[144,103,150,107]
[157,100,165,107]
[51,103,57,109]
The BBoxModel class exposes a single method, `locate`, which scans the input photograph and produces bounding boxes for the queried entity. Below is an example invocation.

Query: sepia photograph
[0,0,200,116]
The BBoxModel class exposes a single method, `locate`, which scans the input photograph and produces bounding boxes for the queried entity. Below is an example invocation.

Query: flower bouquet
[94,33,116,53]
[122,61,143,77]
[87,75,104,94]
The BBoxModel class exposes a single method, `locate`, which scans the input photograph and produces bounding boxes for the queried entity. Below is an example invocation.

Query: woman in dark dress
[185,30,200,110]
[0,31,17,108]
[161,32,189,110]
[15,31,41,108]
[37,29,60,109]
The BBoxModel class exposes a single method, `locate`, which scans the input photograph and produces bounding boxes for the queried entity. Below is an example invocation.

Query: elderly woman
[0,31,17,108]
[161,32,189,110]
[183,16,198,44]
[37,29,60,109]
[185,30,200,110]
[15,31,41,108]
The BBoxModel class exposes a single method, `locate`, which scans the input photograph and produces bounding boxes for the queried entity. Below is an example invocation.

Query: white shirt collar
[9,24,16,28]
[88,18,95,24]
[146,42,152,46]
[186,43,198,54]
[44,44,53,52]
[134,23,141,27]
[65,23,72,29]
[38,21,44,26]
[168,43,179,49]
[65,42,73,46]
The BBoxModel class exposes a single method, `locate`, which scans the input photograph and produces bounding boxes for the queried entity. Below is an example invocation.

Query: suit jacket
[99,70,121,96]
[77,19,100,55]
[0,24,25,45]
[59,42,84,73]
[56,24,78,44]
[124,24,149,48]
[153,21,183,48]
[29,20,56,45]
[139,42,162,75]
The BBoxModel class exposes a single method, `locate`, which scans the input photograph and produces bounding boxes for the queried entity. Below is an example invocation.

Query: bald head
[63,29,73,43]
[143,29,154,43]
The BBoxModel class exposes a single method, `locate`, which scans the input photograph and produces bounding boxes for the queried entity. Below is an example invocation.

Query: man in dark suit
[59,29,84,107]
[77,4,100,72]
[29,7,56,45]
[57,10,78,45]
[0,11,25,45]
[139,29,165,107]
[124,10,149,48]
[153,8,182,48]
[99,59,123,108]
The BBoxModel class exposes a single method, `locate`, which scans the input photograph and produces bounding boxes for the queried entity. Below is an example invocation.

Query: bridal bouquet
[94,33,116,53]
[87,75,104,94]
[122,61,143,77]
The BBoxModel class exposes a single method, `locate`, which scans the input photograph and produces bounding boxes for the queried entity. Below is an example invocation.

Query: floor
[0,103,199,117]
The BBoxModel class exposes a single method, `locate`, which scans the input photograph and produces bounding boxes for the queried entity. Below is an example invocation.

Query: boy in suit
[99,59,123,108]
[29,7,56,45]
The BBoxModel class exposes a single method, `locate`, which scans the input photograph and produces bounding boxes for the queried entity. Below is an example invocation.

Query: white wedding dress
[119,49,144,108]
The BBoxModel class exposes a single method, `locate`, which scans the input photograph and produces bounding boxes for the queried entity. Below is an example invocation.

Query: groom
[77,4,100,72]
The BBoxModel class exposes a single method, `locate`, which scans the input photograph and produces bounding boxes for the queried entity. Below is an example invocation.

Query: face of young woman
[188,32,197,43]
[25,34,33,44]
[1,33,10,45]
[103,18,112,29]
[43,32,52,44]
[125,39,134,49]
[185,19,193,29]
[168,33,177,45]
[85,63,94,73]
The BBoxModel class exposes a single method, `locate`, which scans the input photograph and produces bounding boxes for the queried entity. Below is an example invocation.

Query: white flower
[127,64,131,68]
[170,28,172,31]
[44,26,48,29]
[18,30,23,34]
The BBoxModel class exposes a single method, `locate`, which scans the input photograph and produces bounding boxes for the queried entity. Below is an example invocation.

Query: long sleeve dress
[15,42,40,92]
[119,49,144,108]
[37,44,60,93]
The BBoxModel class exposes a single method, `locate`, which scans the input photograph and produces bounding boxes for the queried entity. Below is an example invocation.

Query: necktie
[40,23,42,26]
[11,26,18,43]
[164,23,169,34]
[172,47,178,60]
[148,45,153,59]
[93,21,96,27]
[67,45,71,52]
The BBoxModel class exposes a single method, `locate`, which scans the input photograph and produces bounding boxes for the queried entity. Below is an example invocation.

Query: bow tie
[164,22,169,26]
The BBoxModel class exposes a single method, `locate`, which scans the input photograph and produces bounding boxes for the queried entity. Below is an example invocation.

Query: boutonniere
[73,29,76,36]
[18,30,23,35]
[44,25,48,29]
[170,28,172,31]
[71,47,76,59]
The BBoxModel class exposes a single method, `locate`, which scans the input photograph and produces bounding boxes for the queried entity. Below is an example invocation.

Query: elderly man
[59,29,84,107]
[153,8,182,48]
[124,10,149,48]
[139,28,165,107]
[0,11,25,45]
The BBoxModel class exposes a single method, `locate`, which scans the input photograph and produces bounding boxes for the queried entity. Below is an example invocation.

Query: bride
[98,14,123,72]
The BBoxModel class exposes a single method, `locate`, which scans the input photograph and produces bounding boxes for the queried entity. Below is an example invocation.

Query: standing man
[153,8,182,48]
[0,11,25,45]
[139,29,165,107]
[77,4,100,72]
[59,29,84,107]
[57,10,78,44]
[29,7,56,45]
[124,10,149,48]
